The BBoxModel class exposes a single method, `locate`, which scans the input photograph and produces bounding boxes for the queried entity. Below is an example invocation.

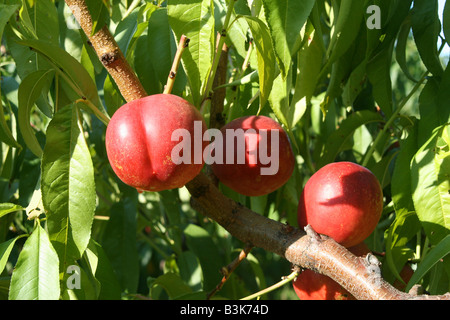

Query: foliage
[0,0,449,300]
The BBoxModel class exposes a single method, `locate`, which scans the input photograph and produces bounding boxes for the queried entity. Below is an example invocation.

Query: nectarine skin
[105,94,206,192]
[297,162,383,247]
[211,115,295,196]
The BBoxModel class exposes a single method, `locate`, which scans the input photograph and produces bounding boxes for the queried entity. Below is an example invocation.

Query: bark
[64,0,450,300]
[65,0,147,102]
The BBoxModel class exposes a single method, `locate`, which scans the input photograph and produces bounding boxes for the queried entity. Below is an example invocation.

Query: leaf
[391,122,418,214]
[317,110,384,169]
[411,0,444,77]
[293,32,323,104]
[0,96,21,150]
[143,8,186,95]
[0,203,24,219]
[241,15,277,113]
[9,223,60,300]
[385,209,420,284]
[26,0,59,44]
[41,104,96,262]
[0,235,27,275]
[149,272,193,299]
[395,16,418,83]
[183,224,224,291]
[411,125,450,245]
[88,240,122,300]
[261,0,315,78]
[17,39,106,115]
[101,194,139,293]
[326,0,365,65]
[18,69,55,158]
[366,40,394,117]
[405,234,450,292]
[167,0,215,106]
[444,0,450,45]
[178,251,203,291]
[85,0,110,36]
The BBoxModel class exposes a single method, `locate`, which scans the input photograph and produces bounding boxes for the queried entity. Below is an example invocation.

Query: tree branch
[65,0,147,103]
[65,0,450,300]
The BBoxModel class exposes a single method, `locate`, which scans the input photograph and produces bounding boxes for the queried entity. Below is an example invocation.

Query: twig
[207,243,253,299]
[163,35,190,95]
[240,270,299,300]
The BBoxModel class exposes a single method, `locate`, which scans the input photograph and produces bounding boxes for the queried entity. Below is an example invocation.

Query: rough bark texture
[65,0,450,300]
[65,0,147,103]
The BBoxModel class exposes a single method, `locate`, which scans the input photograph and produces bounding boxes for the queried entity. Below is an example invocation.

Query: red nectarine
[210,115,295,196]
[105,94,206,192]
[297,162,383,247]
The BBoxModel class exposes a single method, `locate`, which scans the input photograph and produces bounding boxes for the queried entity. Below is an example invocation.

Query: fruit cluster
[105,94,295,196]
[105,94,386,300]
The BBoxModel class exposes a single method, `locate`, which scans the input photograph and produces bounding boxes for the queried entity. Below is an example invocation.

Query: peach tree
[0,0,449,300]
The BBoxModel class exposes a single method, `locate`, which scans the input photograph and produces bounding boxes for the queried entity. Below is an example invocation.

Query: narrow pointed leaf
[9,224,60,300]
[262,0,315,78]
[41,104,96,262]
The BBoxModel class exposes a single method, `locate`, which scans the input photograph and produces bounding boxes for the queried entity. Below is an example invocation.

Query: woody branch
[64,0,450,301]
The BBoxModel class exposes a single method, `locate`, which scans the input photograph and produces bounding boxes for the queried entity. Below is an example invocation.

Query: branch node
[101,50,119,66]
[363,253,382,286]
[304,224,322,243]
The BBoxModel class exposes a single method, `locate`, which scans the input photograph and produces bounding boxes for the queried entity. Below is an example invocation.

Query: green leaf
[17,39,106,116]
[0,93,22,150]
[0,235,27,275]
[26,0,59,44]
[444,0,450,45]
[18,69,55,158]
[411,0,444,77]
[385,209,420,284]
[178,250,203,291]
[183,224,224,291]
[85,0,110,36]
[261,0,315,78]
[41,104,96,262]
[317,110,384,169]
[241,15,277,113]
[88,240,122,300]
[366,40,394,117]
[411,125,450,244]
[167,0,215,106]
[0,203,24,219]
[0,5,20,38]
[9,223,60,300]
[101,194,139,293]
[395,17,419,83]
[405,234,450,292]
[268,71,290,130]
[391,122,418,214]
[326,0,365,65]
[149,272,193,299]
[293,31,323,104]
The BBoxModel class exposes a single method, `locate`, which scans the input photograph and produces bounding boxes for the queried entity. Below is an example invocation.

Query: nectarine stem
[163,35,190,95]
